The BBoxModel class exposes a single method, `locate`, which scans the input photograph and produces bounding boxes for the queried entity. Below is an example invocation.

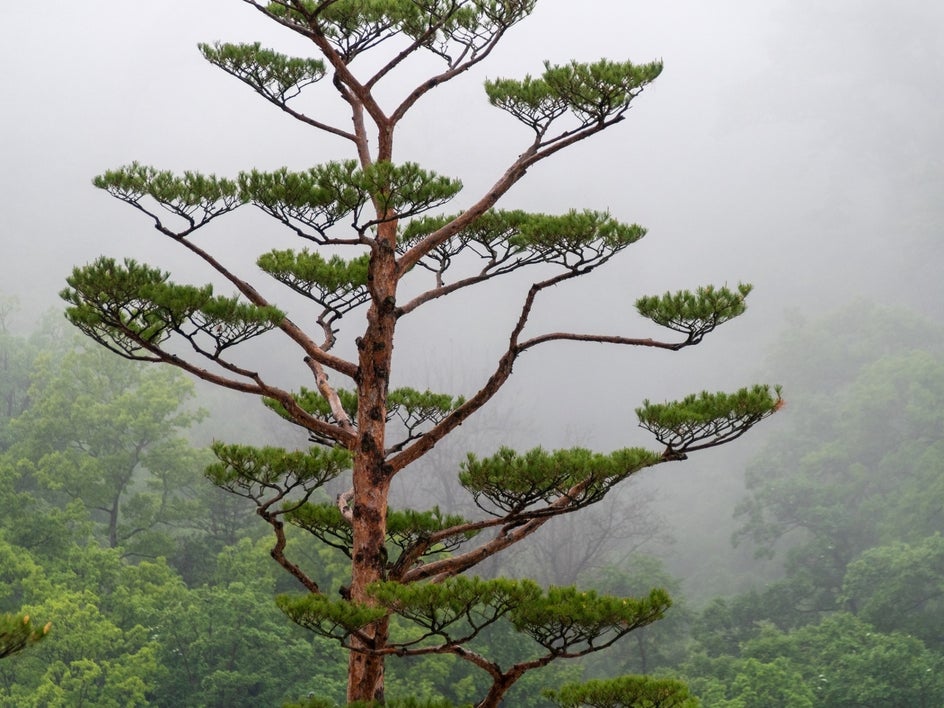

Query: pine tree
[0,614,50,660]
[61,2,781,704]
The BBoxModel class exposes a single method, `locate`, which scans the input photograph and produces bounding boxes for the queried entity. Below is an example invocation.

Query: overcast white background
[2,1,942,590]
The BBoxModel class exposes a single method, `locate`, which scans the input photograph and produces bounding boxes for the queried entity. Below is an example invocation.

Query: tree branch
[518,332,693,353]
[388,267,583,473]
[172,229,359,380]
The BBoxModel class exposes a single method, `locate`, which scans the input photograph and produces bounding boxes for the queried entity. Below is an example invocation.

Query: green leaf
[385,507,479,559]
[93,163,241,233]
[206,443,351,499]
[510,585,671,653]
[512,209,646,267]
[637,385,783,456]
[360,161,462,220]
[263,386,359,427]
[401,208,645,281]
[285,503,353,556]
[544,675,698,708]
[264,1,535,64]
[459,446,661,514]
[61,258,177,355]
[1,613,51,659]
[636,283,753,343]
[257,249,370,315]
[486,58,662,132]
[199,42,326,102]
[262,385,464,436]
[277,593,387,640]
[238,163,363,238]
[367,576,539,638]
[286,503,478,565]
[388,387,466,432]
[485,73,566,130]
[400,208,531,253]
[239,161,462,239]
[61,257,284,358]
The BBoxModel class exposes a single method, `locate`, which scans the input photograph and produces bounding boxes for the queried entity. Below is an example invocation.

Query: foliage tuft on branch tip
[263,0,536,65]
[238,161,462,240]
[279,575,670,657]
[205,443,351,502]
[198,41,326,102]
[61,257,284,359]
[94,160,463,244]
[385,506,479,554]
[277,593,388,641]
[368,576,537,642]
[400,208,531,253]
[257,249,370,316]
[459,446,662,515]
[511,209,646,253]
[636,283,753,344]
[264,386,359,428]
[637,385,783,458]
[388,387,467,432]
[0,613,51,660]
[485,58,663,132]
[286,503,478,562]
[510,585,671,653]
[93,163,241,234]
[264,386,465,437]
[400,208,646,282]
[544,674,698,708]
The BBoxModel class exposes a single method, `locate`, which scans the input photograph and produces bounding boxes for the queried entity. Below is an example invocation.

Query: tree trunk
[476,673,519,708]
[347,616,388,703]
[347,234,398,703]
[108,496,120,549]
[637,633,649,675]
[346,457,391,703]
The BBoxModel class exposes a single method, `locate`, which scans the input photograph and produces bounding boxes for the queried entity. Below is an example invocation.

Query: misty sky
[2,1,943,590]
[4,0,940,417]
[3,1,941,320]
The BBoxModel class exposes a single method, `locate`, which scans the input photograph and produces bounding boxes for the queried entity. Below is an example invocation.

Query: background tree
[680,613,944,708]
[0,322,353,705]
[61,2,780,704]
[734,303,944,623]
[582,557,693,678]
[9,345,209,556]
[488,483,670,588]
[0,297,62,452]
[663,303,944,706]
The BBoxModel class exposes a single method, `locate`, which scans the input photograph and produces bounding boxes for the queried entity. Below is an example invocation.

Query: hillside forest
[2,299,942,706]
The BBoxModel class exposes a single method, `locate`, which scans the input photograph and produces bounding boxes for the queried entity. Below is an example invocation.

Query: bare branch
[518,332,693,353]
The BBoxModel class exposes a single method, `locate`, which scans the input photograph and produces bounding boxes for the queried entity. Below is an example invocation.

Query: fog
[3,0,943,644]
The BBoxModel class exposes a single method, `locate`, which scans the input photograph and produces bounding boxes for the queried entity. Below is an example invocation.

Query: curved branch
[258,95,360,143]
[173,232,358,380]
[241,0,391,136]
[304,355,356,436]
[262,513,322,594]
[397,264,529,316]
[166,351,353,446]
[386,22,518,125]
[388,268,583,473]
[403,474,602,583]
[518,332,693,353]
[397,112,625,277]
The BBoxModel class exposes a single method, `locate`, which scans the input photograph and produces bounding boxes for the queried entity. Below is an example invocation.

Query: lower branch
[259,510,320,594]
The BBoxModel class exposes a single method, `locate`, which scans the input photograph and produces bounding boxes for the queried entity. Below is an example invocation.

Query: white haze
[1,0,942,594]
